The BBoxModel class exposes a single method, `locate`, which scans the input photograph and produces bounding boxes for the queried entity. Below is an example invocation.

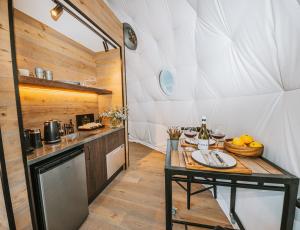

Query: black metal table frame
[165,150,299,230]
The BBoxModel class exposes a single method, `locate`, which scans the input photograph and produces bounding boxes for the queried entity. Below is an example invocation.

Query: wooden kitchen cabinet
[106,130,119,153]
[84,138,107,203]
[84,128,125,203]
[84,129,125,203]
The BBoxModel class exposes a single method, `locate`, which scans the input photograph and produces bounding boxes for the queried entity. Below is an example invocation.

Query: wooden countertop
[27,127,124,165]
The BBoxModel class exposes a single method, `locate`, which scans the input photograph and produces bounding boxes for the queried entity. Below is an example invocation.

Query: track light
[50,4,63,21]
[103,40,109,52]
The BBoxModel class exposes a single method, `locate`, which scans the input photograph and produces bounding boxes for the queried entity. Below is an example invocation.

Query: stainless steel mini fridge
[32,147,88,230]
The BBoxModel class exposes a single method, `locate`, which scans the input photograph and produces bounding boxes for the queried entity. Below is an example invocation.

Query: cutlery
[201,152,209,165]
[208,152,219,167]
[213,151,228,167]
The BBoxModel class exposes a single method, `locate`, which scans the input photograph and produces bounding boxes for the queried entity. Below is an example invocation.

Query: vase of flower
[101,107,128,129]
[110,117,123,128]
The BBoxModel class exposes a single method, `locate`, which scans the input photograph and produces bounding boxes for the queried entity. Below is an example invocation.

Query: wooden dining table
[164,139,299,230]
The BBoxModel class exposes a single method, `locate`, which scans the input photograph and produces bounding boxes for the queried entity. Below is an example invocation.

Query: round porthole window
[159,70,175,96]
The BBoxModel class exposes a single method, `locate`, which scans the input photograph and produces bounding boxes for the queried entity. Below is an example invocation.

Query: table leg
[229,180,238,227]
[187,176,191,210]
[165,169,173,230]
[280,183,298,230]
[230,180,236,215]
[213,178,217,199]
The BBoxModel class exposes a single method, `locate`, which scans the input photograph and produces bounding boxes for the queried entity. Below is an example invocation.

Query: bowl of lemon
[224,134,264,157]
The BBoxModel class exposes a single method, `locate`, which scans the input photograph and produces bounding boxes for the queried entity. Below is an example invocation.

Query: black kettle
[44,120,61,144]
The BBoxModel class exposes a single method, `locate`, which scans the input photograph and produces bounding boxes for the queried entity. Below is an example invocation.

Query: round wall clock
[123,23,137,50]
[159,70,175,96]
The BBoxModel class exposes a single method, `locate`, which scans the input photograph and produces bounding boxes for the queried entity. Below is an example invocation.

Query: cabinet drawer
[106,131,119,153]
[106,145,125,179]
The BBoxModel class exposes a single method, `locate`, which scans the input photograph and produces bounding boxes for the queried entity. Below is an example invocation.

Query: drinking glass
[211,125,226,148]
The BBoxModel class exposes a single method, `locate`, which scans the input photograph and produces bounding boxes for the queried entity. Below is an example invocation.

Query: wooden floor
[80,142,232,230]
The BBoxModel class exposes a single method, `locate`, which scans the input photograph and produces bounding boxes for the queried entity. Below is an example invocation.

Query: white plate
[191,150,237,169]
[185,138,198,145]
[185,138,216,146]
[184,146,197,152]
[209,139,216,146]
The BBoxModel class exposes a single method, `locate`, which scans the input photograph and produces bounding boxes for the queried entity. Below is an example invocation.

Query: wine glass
[211,125,226,149]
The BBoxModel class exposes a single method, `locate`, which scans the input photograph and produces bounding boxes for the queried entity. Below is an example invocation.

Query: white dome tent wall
[106,0,300,229]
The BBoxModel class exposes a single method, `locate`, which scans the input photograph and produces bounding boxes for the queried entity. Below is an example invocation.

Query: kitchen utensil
[45,70,53,80]
[19,68,30,77]
[24,129,34,153]
[35,67,45,79]
[214,151,226,165]
[44,120,61,144]
[191,150,237,169]
[29,129,43,148]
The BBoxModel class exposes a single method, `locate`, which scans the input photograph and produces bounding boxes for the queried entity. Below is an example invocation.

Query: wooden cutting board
[176,150,252,175]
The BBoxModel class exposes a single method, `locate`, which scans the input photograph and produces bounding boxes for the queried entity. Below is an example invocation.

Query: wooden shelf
[18,76,112,95]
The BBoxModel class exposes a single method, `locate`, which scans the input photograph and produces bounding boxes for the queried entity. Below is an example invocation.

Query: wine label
[198,139,209,150]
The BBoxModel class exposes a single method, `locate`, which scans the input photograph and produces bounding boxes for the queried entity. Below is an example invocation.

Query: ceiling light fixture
[103,40,109,52]
[50,4,63,21]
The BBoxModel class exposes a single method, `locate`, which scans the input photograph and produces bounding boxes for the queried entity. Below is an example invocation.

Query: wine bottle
[198,116,209,150]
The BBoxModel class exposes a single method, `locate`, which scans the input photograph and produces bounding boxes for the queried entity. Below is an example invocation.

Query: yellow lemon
[249,141,263,148]
[240,134,254,144]
[232,137,244,146]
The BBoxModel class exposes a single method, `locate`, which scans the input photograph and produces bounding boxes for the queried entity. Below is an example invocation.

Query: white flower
[100,106,128,121]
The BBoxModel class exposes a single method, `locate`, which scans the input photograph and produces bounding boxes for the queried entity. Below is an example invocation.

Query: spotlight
[103,40,109,52]
[50,4,63,21]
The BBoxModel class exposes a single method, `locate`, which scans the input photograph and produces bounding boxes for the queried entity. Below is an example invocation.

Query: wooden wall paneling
[19,87,99,133]
[14,9,96,83]
[14,10,100,131]
[95,49,123,113]
[69,0,123,45]
[15,0,129,167]
[0,0,33,229]
[0,134,10,229]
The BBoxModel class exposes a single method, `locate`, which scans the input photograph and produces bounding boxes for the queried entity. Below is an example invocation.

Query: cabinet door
[118,129,125,146]
[84,140,97,202]
[106,131,120,153]
[95,137,107,191]
[85,137,108,203]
